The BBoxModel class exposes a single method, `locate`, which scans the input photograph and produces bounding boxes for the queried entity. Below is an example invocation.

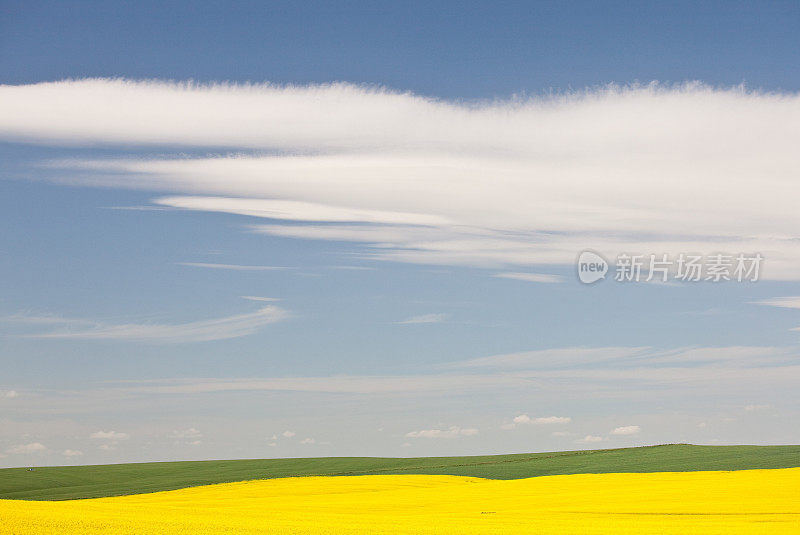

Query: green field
[1,444,798,501]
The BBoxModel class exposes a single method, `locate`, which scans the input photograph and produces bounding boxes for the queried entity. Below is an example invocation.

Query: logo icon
[577,250,608,284]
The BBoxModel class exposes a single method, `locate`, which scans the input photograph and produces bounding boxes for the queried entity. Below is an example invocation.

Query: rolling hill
[2,443,799,500]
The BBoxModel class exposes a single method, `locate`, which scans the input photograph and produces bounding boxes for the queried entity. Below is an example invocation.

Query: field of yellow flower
[1,468,798,534]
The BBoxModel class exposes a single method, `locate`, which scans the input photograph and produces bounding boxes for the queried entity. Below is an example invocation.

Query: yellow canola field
[2,468,799,534]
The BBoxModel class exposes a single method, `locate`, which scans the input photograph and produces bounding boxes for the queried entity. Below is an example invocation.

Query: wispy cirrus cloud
[494,272,563,283]
[447,345,792,370]
[5,305,288,343]
[100,344,800,398]
[2,79,800,277]
[177,262,288,271]
[447,346,651,370]
[396,313,448,325]
[752,297,800,331]
[751,296,800,309]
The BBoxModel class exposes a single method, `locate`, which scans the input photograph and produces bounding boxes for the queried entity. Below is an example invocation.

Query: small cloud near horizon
[503,414,572,429]
[7,442,47,455]
[744,404,771,412]
[90,431,130,440]
[610,425,641,436]
[405,426,478,439]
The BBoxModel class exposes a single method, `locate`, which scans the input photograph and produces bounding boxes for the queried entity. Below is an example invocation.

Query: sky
[1,1,800,467]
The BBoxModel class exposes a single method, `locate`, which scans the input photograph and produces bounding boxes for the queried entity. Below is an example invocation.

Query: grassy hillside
[1,444,798,500]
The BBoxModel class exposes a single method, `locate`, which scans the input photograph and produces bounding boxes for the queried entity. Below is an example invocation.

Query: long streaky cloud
[753,296,800,309]
[3,79,800,277]
[2,79,796,155]
[448,345,792,370]
[10,305,288,343]
[111,361,800,397]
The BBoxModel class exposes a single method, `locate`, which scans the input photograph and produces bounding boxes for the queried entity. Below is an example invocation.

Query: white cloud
[578,435,604,443]
[2,390,18,398]
[611,425,641,435]
[281,430,296,438]
[405,426,478,438]
[63,449,83,457]
[7,442,47,454]
[178,262,287,271]
[2,80,800,278]
[13,305,288,343]
[494,272,562,283]
[90,430,130,440]
[396,313,448,325]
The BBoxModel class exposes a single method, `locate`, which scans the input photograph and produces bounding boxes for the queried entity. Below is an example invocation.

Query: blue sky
[4,1,800,93]
[2,1,800,466]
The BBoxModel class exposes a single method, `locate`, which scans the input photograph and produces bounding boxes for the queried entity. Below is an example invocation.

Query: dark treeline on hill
[2,444,799,501]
